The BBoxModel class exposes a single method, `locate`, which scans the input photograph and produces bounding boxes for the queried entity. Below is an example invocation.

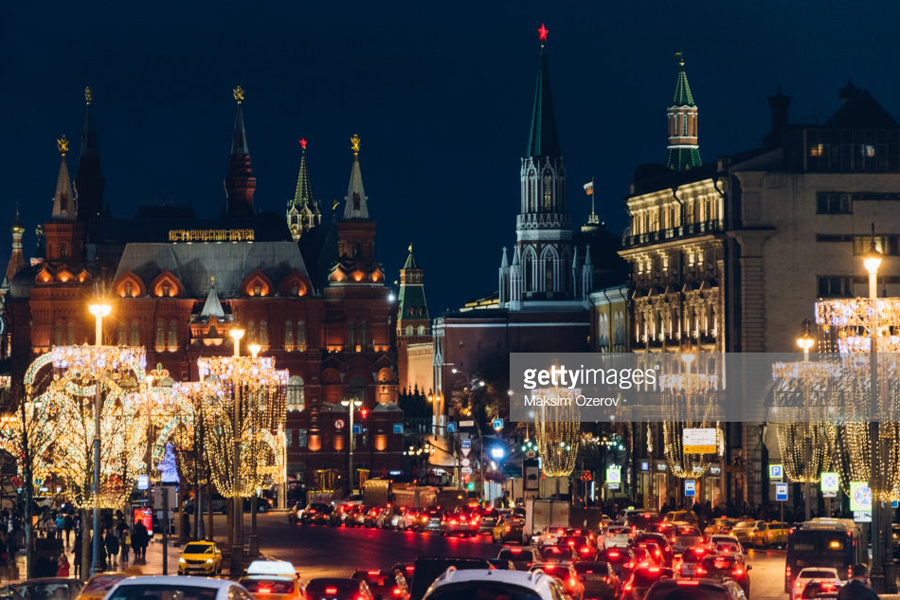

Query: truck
[393,486,438,509]
[362,478,392,506]
[524,498,570,544]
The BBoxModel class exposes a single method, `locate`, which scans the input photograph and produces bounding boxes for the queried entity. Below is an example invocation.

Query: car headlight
[205,558,214,563]
[179,558,187,563]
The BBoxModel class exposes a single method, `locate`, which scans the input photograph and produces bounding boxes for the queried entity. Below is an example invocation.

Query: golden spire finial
[233,86,245,104]
[675,51,685,68]
[84,87,93,105]
[57,135,69,156]
[408,243,413,254]
[211,275,216,288]
[351,134,360,157]
[332,199,340,214]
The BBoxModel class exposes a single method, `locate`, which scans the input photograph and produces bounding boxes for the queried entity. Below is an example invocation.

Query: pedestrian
[131,520,148,565]
[838,564,879,600]
[56,553,69,578]
[73,533,82,579]
[55,513,65,542]
[119,525,130,568]
[0,532,8,584]
[64,512,73,549]
[44,514,56,540]
[104,528,120,570]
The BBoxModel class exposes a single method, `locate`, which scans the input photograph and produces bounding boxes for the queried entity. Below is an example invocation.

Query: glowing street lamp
[340,397,363,494]
[88,303,111,347]
[230,328,245,358]
[796,320,815,361]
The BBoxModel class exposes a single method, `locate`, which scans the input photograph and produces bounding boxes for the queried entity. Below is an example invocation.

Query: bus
[785,518,866,592]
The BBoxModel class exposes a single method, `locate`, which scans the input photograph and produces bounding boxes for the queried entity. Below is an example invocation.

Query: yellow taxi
[239,560,307,600]
[178,540,223,575]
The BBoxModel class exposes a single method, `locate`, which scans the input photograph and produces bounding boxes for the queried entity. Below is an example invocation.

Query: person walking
[72,532,82,579]
[118,524,130,568]
[104,528,120,570]
[838,564,880,600]
[54,514,65,542]
[56,552,69,578]
[64,512,73,550]
[131,521,148,565]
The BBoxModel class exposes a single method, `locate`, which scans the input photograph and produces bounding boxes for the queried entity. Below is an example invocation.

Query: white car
[106,576,254,600]
[422,568,566,600]
[604,525,632,549]
[535,525,568,547]
[791,567,842,600]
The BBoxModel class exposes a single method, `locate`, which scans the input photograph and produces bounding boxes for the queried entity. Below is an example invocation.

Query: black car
[301,502,333,524]
[696,555,752,598]
[572,560,620,600]
[620,566,676,600]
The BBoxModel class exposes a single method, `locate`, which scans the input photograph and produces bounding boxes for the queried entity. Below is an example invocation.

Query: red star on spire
[299,138,307,150]
[538,23,549,43]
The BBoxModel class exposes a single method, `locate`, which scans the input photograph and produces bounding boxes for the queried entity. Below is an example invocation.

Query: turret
[287,138,322,242]
[74,87,106,224]
[224,86,256,218]
[666,52,702,171]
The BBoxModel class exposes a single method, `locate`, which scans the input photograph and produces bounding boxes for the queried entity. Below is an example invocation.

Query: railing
[516,213,571,230]
[623,219,725,248]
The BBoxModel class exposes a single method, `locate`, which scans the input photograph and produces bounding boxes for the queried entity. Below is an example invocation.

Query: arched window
[524,253,534,292]
[359,322,367,348]
[285,320,294,350]
[155,320,165,349]
[260,321,269,348]
[545,262,554,292]
[417,325,425,336]
[683,113,688,136]
[297,321,306,351]
[67,322,75,345]
[60,243,68,259]
[287,376,305,411]
[168,320,178,351]
[247,321,256,344]
[118,323,127,346]
[543,174,552,210]
[131,321,140,346]
[405,325,413,336]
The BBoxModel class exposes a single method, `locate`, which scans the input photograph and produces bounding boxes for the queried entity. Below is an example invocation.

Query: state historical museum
[1,88,403,493]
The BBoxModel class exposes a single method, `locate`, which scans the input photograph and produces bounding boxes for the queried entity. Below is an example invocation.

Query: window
[247,321,256,344]
[253,285,262,296]
[359,322,367,348]
[55,321,63,347]
[810,143,825,157]
[853,235,893,256]
[297,428,308,448]
[816,192,852,214]
[131,321,140,346]
[67,322,75,345]
[405,325,413,336]
[818,276,853,298]
[682,114,688,136]
[155,320,165,349]
[287,376,305,411]
[285,429,293,448]
[297,321,306,351]
[60,243,68,258]
[284,321,294,350]
[260,321,268,348]
[118,323,127,346]
[543,174,552,210]
[168,320,177,351]
[124,282,134,297]
[417,325,426,336]
[348,322,356,350]
[161,284,171,297]
[545,262,553,291]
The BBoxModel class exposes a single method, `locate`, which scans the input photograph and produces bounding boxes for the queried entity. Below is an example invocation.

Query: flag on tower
[584,181,594,195]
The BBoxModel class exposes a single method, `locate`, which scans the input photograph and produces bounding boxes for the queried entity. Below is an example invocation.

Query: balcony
[623,219,725,248]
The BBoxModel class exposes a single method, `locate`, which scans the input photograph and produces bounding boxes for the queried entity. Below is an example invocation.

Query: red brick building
[2,90,403,492]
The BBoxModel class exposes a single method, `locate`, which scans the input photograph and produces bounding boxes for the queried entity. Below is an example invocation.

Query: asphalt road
[207,513,790,597]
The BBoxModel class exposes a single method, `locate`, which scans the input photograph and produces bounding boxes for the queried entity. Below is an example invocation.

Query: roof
[402,246,419,270]
[825,90,898,128]
[111,576,235,589]
[245,560,297,577]
[430,569,555,600]
[526,52,561,158]
[114,241,310,298]
[671,54,696,107]
[231,103,250,156]
[343,154,369,220]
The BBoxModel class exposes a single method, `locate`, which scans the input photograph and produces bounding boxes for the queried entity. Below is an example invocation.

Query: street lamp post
[341,397,362,495]
[796,322,816,521]
[87,302,110,576]
[228,328,245,576]
[247,342,261,558]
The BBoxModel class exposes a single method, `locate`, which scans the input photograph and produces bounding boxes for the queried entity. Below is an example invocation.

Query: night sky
[2,1,899,313]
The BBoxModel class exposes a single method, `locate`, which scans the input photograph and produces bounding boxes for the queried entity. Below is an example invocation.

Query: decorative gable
[240,269,274,297]
[149,270,185,298]
[113,271,147,298]
[278,270,312,297]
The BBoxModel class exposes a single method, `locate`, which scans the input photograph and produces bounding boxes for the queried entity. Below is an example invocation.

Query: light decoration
[533,385,580,478]
[196,356,288,498]
[660,354,720,479]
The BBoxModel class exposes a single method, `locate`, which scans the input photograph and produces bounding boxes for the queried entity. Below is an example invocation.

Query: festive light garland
[660,356,720,479]
[532,386,580,478]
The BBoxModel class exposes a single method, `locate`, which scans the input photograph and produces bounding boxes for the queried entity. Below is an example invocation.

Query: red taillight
[609,550,620,559]
[511,547,522,554]
[678,580,700,586]
[822,583,836,591]
[325,588,338,595]
[257,587,272,595]
[786,566,791,578]
[550,547,561,553]
[624,582,633,593]
[648,567,660,574]
[695,567,707,576]
[368,570,381,575]
[391,588,403,597]
[450,519,458,525]
[579,547,591,554]
[848,566,853,578]
[504,526,511,532]
[421,517,428,523]
[309,509,317,514]
[732,567,745,577]
[568,577,577,588]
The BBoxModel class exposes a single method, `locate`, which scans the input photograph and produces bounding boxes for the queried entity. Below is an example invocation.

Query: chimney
[764,87,791,149]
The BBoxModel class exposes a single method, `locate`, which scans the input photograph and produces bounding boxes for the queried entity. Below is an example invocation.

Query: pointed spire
[526,32,561,158]
[200,276,226,319]
[343,134,369,219]
[500,247,509,268]
[403,243,419,269]
[224,86,256,218]
[52,136,77,221]
[287,138,321,242]
[4,207,26,288]
[75,86,106,223]
[671,52,696,106]
[666,52,702,172]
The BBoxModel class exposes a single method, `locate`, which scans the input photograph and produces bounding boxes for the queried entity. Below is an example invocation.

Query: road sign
[608,483,620,491]
[606,466,621,484]
[461,447,471,457]
[640,461,649,471]
[769,464,784,480]
[459,420,475,428]
[461,467,473,475]
[393,423,404,434]
[352,423,362,434]
[461,458,471,467]
[447,422,457,433]
[776,483,788,501]
[492,418,503,431]
[893,500,899,509]
[683,428,717,454]
[685,480,696,497]
[850,481,872,512]
[461,439,471,449]
[334,419,345,430]
[821,472,839,493]
[137,475,150,490]
[854,511,872,523]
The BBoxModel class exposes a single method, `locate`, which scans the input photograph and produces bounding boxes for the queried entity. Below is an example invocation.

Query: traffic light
[466,482,475,491]
[360,408,368,419]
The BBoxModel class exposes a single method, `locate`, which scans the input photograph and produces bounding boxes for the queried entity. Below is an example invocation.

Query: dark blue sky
[2,1,899,313]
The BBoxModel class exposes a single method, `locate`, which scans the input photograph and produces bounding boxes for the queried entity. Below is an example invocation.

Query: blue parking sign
[447,422,457,433]
[352,423,362,434]
[393,423,404,434]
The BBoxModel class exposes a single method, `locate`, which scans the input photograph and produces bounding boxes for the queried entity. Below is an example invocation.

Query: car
[497,546,536,571]
[669,525,704,556]
[178,540,223,575]
[643,578,747,600]
[414,509,444,533]
[616,509,644,524]
[487,559,516,570]
[74,574,127,600]
[624,512,661,533]
[536,526,570,548]
[408,557,494,600]
[537,544,575,563]
[492,514,525,544]
[752,521,789,549]
[558,535,597,561]
[619,566,676,600]
[346,505,372,527]
[529,562,584,600]
[421,568,566,600]
[475,507,502,533]
[330,503,359,526]
[729,521,759,546]
[603,525,632,549]
[352,569,409,600]
[572,561,620,600]
[791,568,842,600]
[675,547,709,578]
[661,511,699,526]
[799,580,843,600]
[363,507,383,528]
[440,508,479,537]
[105,576,253,600]
[240,560,306,600]
[633,532,673,565]
[12,579,85,600]
[299,503,333,525]
[704,518,738,536]
[598,547,633,579]
[695,555,752,598]
[305,579,373,600]
[288,503,304,525]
